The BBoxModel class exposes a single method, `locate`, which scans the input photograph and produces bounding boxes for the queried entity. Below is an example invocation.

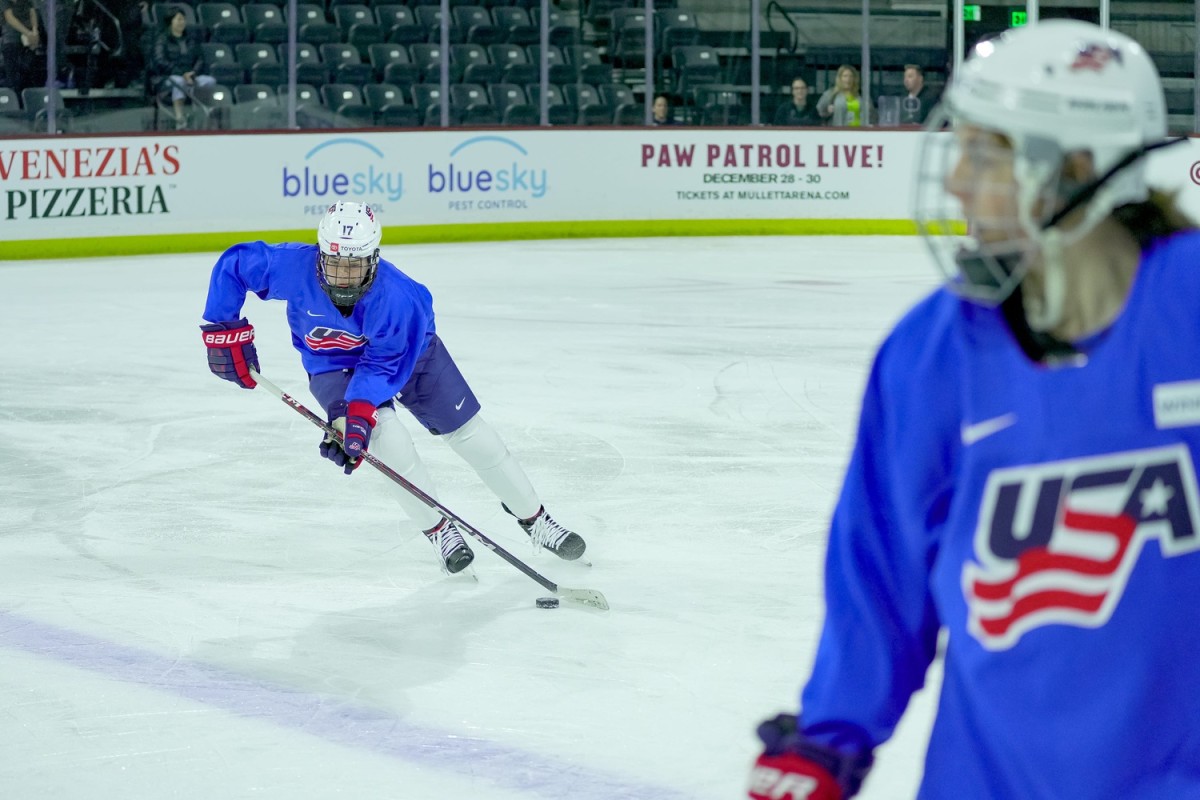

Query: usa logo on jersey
[304,326,367,351]
[963,445,1200,650]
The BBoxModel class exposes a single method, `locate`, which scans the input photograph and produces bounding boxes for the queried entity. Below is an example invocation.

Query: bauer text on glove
[200,318,259,389]
[748,713,873,800]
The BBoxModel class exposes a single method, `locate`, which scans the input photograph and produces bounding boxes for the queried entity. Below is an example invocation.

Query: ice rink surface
[1,236,945,799]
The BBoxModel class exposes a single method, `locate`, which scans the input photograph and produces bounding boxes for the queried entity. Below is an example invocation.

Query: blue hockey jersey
[800,230,1200,799]
[202,241,436,407]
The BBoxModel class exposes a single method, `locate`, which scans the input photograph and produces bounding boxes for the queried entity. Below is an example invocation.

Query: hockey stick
[248,369,610,611]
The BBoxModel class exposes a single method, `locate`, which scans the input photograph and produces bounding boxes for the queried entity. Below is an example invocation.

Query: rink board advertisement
[0,130,918,250]
[1,130,1197,254]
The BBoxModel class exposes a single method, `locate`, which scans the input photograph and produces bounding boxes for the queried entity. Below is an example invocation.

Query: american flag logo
[964,445,1200,650]
[1070,43,1122,72]
[304,326,367,352]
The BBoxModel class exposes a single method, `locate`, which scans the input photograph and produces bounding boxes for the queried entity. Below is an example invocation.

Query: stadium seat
[294,5,338,46]
[232,83,282,130]
[533,7,579,48]
[243,3,287,44]
[488,43,537,86]
[22,87,70,129]
[609,8,648,68]
[197,3,248,43]
[276,42,328,86]
[412,83,445,121]
[488,83,526,116]
[563,83,611,125]
[0,87,23,131]
[367,43,418,85]
[613,101,644,125]
[453,6,501,46]
[451,43,501,85]
[190,83,234,129]
[376,4,424,46]
[566,44,612,86]
[332,4,373,36]
[490,7,537,46]
[598,81,635,111]
[527,83,572,125]
[202,43,244,86]
[672,46,721,99]
[450,82,497,126]
[321,83,374,127]
[526,44,575,84]
[656,9,699,56]
[320,43,372,84]
[410,43,448,82]
[415,6,462,43]
[364,82,417,126]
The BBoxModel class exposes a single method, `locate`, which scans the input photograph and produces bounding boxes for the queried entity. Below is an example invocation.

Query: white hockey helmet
[316,201,382,306]
[915,20,1168,309]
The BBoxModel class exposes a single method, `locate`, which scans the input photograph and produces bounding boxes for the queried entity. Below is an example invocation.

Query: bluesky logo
[428,136,548,200]
[282,138,403,204]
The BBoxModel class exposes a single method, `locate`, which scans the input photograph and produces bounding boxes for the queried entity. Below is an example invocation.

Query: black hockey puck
[536,597,560,609]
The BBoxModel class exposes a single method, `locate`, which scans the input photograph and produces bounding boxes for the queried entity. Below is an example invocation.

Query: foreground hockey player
[749,21,1200,800]
[199,201,586,574]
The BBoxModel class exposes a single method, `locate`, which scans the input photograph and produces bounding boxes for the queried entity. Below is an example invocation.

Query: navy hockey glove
[319,400,377,474]
[748,714,873,800]
[200,318,259,389]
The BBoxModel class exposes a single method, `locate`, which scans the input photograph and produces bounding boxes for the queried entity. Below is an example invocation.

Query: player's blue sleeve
[345,282,434,406]
[798,320,950,755]
[202,242,286,322]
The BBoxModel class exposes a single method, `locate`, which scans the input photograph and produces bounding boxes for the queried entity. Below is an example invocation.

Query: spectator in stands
[773,76,821,126]
[652,93,675,126]
[899,64,938,125]
[817,64,862,127]
[1,0,39,93]
[111,0,149,88]
[152,7,214,130]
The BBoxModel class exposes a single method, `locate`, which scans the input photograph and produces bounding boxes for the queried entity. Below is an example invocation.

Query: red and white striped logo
[304,326,366,352]
[964,445,1200,649]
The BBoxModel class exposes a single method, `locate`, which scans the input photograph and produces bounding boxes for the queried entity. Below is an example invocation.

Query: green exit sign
[1011,10,1028,25]
[963,4,981,21]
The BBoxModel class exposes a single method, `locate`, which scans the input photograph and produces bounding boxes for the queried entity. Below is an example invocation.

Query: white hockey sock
[443,414,541,520]
[370,407,443,531]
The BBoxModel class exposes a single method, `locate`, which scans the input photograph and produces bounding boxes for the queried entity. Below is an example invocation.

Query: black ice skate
[503,504,587,561]
[423,518,475,574]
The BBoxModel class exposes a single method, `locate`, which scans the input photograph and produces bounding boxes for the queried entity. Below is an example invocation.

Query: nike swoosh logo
[961,413,1017,446]
[306,310,324,317]
[455,397,466,410]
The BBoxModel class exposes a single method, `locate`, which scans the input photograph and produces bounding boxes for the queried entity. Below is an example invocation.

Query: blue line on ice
[0,609,694,800]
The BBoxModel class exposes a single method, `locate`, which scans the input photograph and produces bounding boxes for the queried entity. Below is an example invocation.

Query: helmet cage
[915,105,1063,306]
[317,249,380,306]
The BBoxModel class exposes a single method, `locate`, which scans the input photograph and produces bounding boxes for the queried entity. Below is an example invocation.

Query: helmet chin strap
[1000,138,1188,354]
[1041,137,1188,230]
[1023,230,1068,333]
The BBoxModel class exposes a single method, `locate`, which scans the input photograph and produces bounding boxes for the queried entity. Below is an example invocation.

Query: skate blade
[442,563,478,581]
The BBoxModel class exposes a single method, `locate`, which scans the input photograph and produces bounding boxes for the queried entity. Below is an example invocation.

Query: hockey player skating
[749,21,1200,800]
[199,201,586,574]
